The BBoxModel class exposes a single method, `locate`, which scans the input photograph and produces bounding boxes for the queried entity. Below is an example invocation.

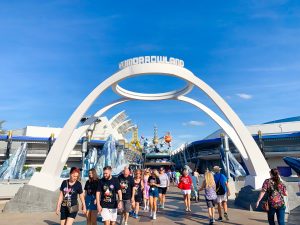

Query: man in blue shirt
[213,166,231,222]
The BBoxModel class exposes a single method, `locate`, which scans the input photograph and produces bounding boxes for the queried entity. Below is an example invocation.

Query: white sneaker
[153,212,156,220]
[150,210,153,217]
[124,222,128,225]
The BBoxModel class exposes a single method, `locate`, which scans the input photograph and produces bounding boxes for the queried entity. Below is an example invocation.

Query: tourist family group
[56,166,287,225]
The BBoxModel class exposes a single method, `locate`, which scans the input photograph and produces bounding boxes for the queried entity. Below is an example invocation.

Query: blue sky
[1,0,300,148]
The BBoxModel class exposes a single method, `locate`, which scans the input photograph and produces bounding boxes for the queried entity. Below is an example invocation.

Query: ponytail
[270,168,280,190]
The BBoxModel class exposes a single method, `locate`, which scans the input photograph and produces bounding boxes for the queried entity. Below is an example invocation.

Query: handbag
[66,180,79,213]
[68,204,79,213]
[262,200,269,212]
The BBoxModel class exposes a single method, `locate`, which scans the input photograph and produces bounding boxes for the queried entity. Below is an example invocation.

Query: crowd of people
[55,166,288,225]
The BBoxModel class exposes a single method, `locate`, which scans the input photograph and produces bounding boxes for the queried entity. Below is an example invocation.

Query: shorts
[85,195,97,210]
[121,199,132,213]
[60,206,78,220]
[149,187,159,198]
[206,199,215,208]
[192,189,198,198]
[215,194,227,203]
[144,185,150,199]
[182,189,191,195]
[158,187,168,195]
[101,208,117,222]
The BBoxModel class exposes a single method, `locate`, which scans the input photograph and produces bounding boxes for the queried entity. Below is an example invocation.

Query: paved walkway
[0,187,271,225]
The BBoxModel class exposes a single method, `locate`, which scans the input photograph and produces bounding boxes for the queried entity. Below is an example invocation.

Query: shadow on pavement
[43,220,59,225]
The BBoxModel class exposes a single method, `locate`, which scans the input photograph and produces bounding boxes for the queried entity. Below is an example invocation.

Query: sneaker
[212,218,215,223]
[150,211,153,217]
[135,214,139,219]
[188,208,192,212]
[129,211,134,217]
[224,212,229,220]
[153,212,157,220]
[124,223,128,225]
[209,219,214,225]
[217,217,223,221]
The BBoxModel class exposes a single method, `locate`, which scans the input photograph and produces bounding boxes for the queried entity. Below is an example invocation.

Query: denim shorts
[149,187,159,198]
[85,194,97,211]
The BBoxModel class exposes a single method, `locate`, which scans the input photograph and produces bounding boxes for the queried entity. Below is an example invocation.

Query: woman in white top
[158,167,170,209]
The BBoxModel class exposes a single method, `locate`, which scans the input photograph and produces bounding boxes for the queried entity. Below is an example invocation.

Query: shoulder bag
[66,180,79,213]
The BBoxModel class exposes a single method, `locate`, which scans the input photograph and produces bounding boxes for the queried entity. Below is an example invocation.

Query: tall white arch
[29,63,269,190]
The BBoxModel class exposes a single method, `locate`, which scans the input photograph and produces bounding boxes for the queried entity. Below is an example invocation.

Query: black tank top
[134,179,143,197]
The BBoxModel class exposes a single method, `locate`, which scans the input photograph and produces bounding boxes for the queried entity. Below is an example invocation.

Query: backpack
[216,174,226,195]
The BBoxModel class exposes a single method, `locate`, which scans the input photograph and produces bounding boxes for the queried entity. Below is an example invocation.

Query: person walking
[96,166,123,225]
[191,172,199,202]
[178,169,193,212]
[172,170,177,186]
[199,171,217,225]
[132,169,144,219]
[213,166,230,221]
[143,168,150,211]
[166,169,172,186]
[158,167,170,209]
[118,166,135,225]
[194,169,200,184]
[56,167,87,225]
[148,169,160,220]
[84,168,98,225]
[256,168,288,225]
[175,170,181,185]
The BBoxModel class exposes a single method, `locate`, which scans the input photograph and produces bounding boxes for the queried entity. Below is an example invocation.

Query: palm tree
[0,120,6,134]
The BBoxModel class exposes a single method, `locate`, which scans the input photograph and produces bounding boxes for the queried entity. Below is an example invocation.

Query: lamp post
[6,130,12,160]
[81,129,92,178]
[258,130,265,157]
[48,133,55,154]
[221,133,230,179]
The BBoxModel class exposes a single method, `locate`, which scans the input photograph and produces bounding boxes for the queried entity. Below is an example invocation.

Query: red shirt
[179,175,192,190]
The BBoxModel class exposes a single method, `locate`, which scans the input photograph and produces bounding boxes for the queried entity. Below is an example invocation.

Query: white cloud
[236,93,253,100]
[182,120,205,126]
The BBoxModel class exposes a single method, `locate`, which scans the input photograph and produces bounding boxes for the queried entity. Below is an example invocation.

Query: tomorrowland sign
[119,56,184,70]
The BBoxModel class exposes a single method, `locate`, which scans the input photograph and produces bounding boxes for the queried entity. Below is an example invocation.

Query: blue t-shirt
[214,173,228,193]
[191,176,198,188]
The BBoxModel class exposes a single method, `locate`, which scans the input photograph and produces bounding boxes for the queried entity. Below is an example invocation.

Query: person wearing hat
[213,166,230,222]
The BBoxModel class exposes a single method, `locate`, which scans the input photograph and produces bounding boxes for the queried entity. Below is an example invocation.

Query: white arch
[114,119,132,132]
[64,97,250,174]
[29,63,269,190]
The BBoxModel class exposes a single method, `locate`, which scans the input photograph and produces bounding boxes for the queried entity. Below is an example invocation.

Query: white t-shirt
[159,173,170,188]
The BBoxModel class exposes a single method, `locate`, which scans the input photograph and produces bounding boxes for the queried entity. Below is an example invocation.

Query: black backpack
[216,174,226,195]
